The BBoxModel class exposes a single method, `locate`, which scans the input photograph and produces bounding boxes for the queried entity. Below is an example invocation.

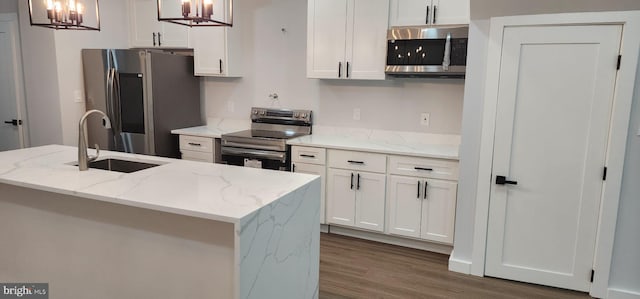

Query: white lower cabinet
[387,175,457,244]
[293,162,326,224]
[178,135,215,163]
[327,168,386,232]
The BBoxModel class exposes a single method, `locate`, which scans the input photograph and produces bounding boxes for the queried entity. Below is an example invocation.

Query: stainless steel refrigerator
[82,49,203,158]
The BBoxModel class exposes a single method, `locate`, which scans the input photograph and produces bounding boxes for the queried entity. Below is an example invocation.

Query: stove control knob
[294,112,300,118]
[252,110,258,115]
[301,113,308,119]
[260,110,266,116]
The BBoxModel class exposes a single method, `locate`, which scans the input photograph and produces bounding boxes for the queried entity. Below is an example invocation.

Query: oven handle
[222,140,285,152]
[221,147,286,162]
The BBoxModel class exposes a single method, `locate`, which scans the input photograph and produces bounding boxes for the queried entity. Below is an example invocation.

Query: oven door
[221,146,291,171]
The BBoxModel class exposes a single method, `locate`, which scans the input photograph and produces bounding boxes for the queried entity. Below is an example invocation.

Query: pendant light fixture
[157,0,233,27]
[28,0,100,30]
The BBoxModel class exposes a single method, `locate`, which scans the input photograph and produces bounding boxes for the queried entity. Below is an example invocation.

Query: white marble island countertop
[0,145,319,224]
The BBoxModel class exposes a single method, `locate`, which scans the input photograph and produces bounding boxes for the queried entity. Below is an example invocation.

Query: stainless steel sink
[81,158,161,173]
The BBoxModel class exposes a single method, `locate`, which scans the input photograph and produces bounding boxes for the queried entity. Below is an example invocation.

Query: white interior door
[0,18,24,151]
[486,25,622,292]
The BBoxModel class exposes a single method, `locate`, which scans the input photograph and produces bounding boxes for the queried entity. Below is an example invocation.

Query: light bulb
[55,1,62,12]
[77,3,83,14]
[46,0,54,10]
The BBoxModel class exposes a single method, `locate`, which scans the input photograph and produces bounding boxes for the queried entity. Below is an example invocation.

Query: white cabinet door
[486,25,622,292]
[389,0,468,26]
[430,0,469,25]
[420,179,456,244]
[389,0,430,26]
[307,0,349,79]
[130,0,159,47]
[387,175,422,238]
[193,27,226,76]
[354,172,386,232]
[129,0,189,48]
[348,0,389,80]
[293,163,327,224]
[327,169,356,226]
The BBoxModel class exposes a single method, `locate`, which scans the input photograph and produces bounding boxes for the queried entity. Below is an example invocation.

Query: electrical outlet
[353,108,361,121]
[227,101,235,112]
[420,112,430,126]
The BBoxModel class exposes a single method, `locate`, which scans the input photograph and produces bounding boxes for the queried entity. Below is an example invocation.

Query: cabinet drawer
[292,146,326,165]
[388,155,459,180]
[179,135,214,153]
[181,150,214,163]
[328,149,386,173]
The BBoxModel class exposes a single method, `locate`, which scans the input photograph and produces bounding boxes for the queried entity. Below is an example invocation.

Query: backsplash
[201,0,464,135]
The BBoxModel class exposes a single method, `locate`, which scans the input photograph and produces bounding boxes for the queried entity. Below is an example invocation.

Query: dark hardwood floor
[319,233,591,299]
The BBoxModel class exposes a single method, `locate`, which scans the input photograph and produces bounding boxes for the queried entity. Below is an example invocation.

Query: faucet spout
[78,110,111,171]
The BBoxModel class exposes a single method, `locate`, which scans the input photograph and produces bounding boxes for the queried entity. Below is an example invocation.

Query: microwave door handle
[442,33,451,71]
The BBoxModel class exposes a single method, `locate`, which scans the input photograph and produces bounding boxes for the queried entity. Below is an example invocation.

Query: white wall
[17,0,63,146]
[203,0,464,134]
[53,0,129,146]
[453,0,640,295]
[0,0,17,13]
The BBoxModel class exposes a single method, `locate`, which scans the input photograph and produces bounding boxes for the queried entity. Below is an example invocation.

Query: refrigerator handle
[112,69,122,134]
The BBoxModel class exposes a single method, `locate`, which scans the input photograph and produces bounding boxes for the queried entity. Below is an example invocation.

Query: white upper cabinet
[389,0,469,26]
[191,0,242,77]
[129,0,190,48]
[307,0,389,80]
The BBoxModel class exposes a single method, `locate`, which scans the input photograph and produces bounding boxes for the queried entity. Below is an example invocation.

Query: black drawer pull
[300,154,316,158]
[414,167,433,171]
[347,160,365,165]
[417,180,421,198]
[424,180,428,200]
[188,142,202,147]
[356,173,360,190]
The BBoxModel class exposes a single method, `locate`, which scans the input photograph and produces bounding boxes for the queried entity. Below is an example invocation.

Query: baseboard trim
[448,252,472,274]
[608,288,640,299]
[320,224,329,233]
[326,225,453,255]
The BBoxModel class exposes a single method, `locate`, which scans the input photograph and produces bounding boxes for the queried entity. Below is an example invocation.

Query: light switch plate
[353,108,361,121]
[73,90,83,103]
[637,127,640,136]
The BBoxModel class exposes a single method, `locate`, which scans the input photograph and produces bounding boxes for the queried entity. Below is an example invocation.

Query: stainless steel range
[221,107,312,171]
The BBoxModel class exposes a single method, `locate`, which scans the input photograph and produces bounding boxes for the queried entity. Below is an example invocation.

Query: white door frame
[0,13,28,148]
[471,11,640,298]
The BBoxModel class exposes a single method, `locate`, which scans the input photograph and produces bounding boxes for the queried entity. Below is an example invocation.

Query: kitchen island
[0,145,320,299]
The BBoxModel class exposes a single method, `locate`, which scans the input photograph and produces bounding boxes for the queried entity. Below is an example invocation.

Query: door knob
[496,175,518,185]
[3,119,22,126]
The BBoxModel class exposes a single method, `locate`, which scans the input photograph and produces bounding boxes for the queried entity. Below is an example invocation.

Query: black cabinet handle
[158,32,162,46]
[496,175,518,185]
[424,180,428,199]
[347,160,364,165]
[357,173,360,190]
[338,62,342,78]
[426,5,430,24]
[414,167,433,171]
[292,163,295,172]
[4,119,21,126]
[417,180,421,198]
[350,173,354,190]
[188,142,202,147]
[300,154,316,158]
[152,32,156,46]
[346,62,350,78]
[219,59,223,74]
[433,5,437,24]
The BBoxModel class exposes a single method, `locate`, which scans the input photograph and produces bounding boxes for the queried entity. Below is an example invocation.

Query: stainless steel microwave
[386,25,468,78]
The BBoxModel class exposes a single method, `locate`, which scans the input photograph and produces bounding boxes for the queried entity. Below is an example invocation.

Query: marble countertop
[173,121,461,160]
[171,118,250,138]
[0,145,318,224]
[288,126,460,160]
